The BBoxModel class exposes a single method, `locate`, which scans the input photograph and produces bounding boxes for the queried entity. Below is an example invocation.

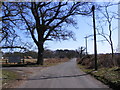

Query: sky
[44,3,119,54]
[45,14,118,54]
[1,1,119,54]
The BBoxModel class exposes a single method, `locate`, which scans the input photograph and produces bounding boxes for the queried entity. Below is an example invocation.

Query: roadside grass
[2,69,21,88]
[78,64,120,90]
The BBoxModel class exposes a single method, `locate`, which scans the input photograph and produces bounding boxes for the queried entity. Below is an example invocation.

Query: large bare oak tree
[2,2,91,65]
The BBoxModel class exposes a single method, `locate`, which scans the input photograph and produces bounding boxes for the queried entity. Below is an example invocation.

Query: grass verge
[77,64,120,90]
[2,69,21,88]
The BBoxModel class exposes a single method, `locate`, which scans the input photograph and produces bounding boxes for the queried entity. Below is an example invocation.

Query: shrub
[77,54,120,68]
[114,55,120,67]
[98,54,114,68]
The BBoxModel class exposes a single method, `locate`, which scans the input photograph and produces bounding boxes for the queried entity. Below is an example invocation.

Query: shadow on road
[17,71,94,81]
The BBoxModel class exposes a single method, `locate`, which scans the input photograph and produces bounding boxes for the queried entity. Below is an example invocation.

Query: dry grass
[2,58,69,67]
[45,58,69,63]
[1,59,37,64]
[44,58,69,66]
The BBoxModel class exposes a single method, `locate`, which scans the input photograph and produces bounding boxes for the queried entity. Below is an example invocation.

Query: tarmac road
[17,58,110,88]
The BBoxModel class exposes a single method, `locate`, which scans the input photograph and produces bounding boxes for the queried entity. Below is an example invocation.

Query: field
[0,59,37,64]
[1,58,69,67]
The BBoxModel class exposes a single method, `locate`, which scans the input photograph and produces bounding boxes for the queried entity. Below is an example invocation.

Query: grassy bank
[77,61,120,90]
[2,69,21,88]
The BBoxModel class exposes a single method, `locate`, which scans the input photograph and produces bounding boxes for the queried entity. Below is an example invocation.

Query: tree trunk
[37,45,44,65]
[111,44,114,59]
[110,43,116,66]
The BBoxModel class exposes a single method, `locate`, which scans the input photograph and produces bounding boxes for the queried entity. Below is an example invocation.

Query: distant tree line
[3,49,86,59]
[43,49,79,59]
[3,51,37,59]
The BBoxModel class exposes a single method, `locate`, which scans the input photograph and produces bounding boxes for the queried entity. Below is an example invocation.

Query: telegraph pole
[92,5,98,70]
[84,36,88,55]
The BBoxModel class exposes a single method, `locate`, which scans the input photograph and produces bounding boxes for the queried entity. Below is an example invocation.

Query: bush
[114,55,120,67]
[77,54,120,69]
[98,54,114,68]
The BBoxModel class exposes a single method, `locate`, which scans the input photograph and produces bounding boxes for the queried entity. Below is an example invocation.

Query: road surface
[17,58,110,88]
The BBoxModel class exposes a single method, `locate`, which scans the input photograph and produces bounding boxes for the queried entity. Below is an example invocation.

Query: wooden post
[92,5,98,70]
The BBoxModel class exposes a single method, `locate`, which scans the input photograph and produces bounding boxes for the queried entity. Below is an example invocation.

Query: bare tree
[96,3,118,61]
[76,47,86,58]
[2,2,92,65]
[1,2,24,48]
